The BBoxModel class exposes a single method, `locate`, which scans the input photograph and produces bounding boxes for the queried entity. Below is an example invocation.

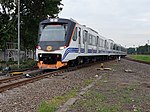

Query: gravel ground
[0,59,149,112]
[67,59,150,112]
[0,61,103,112]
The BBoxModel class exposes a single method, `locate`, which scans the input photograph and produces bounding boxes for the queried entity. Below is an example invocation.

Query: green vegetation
[37,89,78,112]
[71,90,121,112]
[70,71,143,112]
[0,0,63,50]
[83,79,93,86]
[127,44,150,55]
[0,59,36,71]
[71,85,142,112]
[129,55,150,62]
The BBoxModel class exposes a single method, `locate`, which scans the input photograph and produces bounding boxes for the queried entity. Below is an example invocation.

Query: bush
[0,66,2,71]
[22,59,36,67]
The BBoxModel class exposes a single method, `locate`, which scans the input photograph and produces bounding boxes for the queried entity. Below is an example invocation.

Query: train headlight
[54,18,58,22]
[39,54,42,57]
[50,19,54,22]
[59,46,66,50]
[50,18,58,22]
[36,45,41,50]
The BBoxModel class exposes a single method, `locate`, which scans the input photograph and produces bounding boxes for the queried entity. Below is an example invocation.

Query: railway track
[0,59,115,93]
[0,69,43,84]
[0,75,23,84]
[0,63,86,93]
[0,70,66,93]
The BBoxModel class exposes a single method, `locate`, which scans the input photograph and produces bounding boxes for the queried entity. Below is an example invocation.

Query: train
[36,18,127,69]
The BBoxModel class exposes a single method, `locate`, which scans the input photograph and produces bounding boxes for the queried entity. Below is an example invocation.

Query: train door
[78,27,81,53]
[96,36,99,53]
[104,40,107,52]
[83,30,88,53]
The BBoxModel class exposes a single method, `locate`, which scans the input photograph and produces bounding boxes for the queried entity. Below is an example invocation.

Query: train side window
[104,40,107,48]
[78,28,81,44]
[102,40,104,48]
[96,36,99,45]
[111,43,113,49]
[83,30,88,44]
[113,44,116,50]
[89,35,92,45]
[73,27,77,41]
[82,31,85,44]
[92,36,96,46]
[99,39,102,47]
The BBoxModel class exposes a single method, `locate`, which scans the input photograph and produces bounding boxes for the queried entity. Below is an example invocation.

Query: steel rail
[0,75,23,84]
[0,69,43,84]
[0,60,113,93]
[0,69,69,93]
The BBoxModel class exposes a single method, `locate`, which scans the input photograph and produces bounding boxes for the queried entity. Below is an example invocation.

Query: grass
[37,89,78,112]
[129,55,150,62]
[70,74,143,112]
[37,78,94,112]
[71,90,121,112]
[71,85,142,112]
[83,79,93,86]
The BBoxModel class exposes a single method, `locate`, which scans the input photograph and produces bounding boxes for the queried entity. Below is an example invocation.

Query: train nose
[38,54,61,64]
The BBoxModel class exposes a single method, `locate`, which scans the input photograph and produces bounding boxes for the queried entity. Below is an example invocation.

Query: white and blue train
[36,18,126,69]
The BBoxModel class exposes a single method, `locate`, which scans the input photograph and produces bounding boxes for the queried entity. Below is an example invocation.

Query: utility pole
[18,0,20,68]
[148,40,149,54]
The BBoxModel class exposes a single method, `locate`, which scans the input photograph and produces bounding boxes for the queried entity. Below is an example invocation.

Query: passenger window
[96,36,99,45]
[83,31,85,44]
[83,30,88,44]
[73,27,77,41]
[89,35,92,45]
[78,28,81,44]
[104,40,107,48]
[92,36,96,46]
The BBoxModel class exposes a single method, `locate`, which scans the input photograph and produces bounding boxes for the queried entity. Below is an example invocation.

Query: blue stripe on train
[62,48,116,60]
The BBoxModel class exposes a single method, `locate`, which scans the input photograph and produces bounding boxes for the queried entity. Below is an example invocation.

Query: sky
[59,0,150,48]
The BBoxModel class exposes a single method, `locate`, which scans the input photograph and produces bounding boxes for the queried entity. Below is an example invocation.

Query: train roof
[40,18,77,25]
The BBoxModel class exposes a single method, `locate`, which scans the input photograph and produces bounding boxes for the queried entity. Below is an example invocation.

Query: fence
[0,49,35,62]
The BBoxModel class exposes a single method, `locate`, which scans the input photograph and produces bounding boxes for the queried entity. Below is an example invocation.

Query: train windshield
[39,25,67,42]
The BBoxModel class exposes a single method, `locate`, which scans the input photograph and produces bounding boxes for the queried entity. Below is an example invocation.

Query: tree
[0,0,63,50]
[127,48,136,54]
[128,44,150,55]
[0,0,17,50]
[20,0,63,50]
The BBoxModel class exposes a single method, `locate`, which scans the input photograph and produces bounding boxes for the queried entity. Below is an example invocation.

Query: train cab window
[73,27,77,41]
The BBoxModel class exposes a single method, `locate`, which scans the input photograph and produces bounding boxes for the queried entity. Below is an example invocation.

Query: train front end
[36,18,76,69]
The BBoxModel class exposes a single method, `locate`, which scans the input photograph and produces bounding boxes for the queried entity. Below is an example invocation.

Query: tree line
[0,0,63,51]
[127,44,150,55]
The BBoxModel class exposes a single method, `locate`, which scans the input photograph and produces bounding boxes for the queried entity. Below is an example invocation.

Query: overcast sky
[59,0,150,48]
